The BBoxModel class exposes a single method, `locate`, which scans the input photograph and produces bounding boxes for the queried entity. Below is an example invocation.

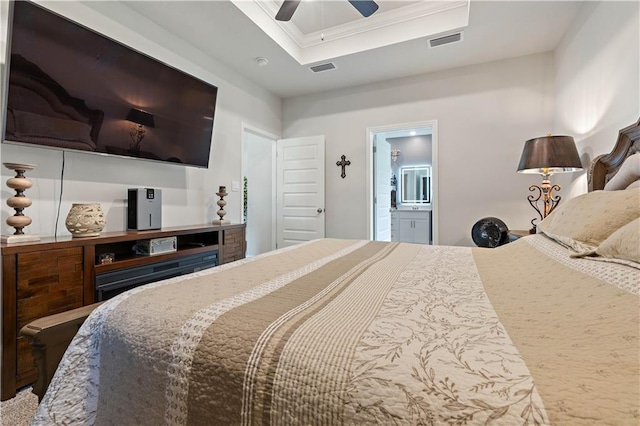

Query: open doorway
[241,124,277,257]
[242,126,326,255]
[366,120,438,245]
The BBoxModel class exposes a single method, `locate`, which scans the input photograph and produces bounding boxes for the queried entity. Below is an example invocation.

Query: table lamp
[126,108,155,154]
[517,135,582,232]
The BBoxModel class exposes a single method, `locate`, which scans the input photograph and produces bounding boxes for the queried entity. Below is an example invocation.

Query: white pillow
[595,218,640,264]
[537,188,640,252]
[626,180,640,190]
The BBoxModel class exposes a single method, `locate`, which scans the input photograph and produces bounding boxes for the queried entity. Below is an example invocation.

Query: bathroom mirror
[401,166,431,204]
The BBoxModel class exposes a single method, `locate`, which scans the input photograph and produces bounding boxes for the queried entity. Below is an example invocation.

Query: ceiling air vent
[309,62,336,73]
[428,32,463,48]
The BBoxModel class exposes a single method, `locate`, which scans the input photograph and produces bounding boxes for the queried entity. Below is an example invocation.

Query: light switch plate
[231,180,240,192]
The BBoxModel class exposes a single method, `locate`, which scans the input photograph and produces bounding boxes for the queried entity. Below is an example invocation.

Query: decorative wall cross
[336,155,351,178]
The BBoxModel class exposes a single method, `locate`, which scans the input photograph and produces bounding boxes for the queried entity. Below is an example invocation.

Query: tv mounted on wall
[2,1,218,168]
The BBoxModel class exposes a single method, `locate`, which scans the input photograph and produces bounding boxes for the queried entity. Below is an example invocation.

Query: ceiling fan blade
[275,0,301,21]
[348,0,379,18]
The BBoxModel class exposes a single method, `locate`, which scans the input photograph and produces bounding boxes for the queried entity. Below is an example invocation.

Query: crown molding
[301,1,468,48]
[231,0,470,65]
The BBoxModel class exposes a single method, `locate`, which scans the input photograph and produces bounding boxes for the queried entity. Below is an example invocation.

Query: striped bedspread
[33,237,639,425]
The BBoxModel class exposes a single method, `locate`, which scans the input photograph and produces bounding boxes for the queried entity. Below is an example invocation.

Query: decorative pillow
[537,188,640,252]
[595,218,640,264]
[13,110,93,144]
[626,180,640,190]
[604,152,640,190]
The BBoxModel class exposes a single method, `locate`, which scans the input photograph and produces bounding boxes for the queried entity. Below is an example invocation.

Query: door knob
[317,208,324,213]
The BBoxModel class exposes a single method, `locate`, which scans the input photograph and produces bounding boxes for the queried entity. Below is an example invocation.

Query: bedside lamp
[126,108,155,154]
[517,135,582,232]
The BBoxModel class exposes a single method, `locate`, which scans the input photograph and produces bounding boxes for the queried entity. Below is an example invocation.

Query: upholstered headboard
[4,54,104,151]
[588,118,640,191]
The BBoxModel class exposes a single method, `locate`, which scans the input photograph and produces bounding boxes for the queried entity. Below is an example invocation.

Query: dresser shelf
[1,223,245,400]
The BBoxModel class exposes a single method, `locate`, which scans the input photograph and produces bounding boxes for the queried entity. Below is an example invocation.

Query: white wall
[283,53,555,246]
[389,135,432,185]
[389,135,432,208]
[0,1,281,237]
[553,0,640,197]
[1,1,635,245]
[389,136,433,168]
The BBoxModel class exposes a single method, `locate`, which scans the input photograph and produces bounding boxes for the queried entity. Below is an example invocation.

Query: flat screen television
[2,1,218,168]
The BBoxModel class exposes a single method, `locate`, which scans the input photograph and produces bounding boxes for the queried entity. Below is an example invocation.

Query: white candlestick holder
[212,186,230,225]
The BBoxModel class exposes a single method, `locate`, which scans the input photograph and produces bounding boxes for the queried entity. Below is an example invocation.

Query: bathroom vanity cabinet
[390,210,431,244]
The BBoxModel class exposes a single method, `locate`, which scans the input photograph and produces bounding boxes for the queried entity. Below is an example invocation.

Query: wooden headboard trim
[588,118,640,191]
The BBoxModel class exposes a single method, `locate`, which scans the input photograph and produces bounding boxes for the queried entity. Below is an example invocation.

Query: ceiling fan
[275,0,379,22]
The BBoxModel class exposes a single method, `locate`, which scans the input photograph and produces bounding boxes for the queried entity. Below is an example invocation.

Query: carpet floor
[0,387,38,425]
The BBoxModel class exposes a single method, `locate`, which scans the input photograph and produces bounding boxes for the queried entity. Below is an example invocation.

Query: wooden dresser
[1,223,245,400]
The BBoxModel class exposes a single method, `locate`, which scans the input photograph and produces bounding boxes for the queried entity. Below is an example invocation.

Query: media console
[96,251,219,301]
[1,223,245,400]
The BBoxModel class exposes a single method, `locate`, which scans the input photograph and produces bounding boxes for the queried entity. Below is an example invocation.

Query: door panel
[413,218,430,244]
[283,192,317,207]
[276,136,325,248]
[399,218,414,242]
[375,138,391,241]
[243,130,276,257]
[283,169,317,183]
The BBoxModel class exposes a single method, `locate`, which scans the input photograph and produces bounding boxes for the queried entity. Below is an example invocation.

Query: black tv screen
[2,1,217,168]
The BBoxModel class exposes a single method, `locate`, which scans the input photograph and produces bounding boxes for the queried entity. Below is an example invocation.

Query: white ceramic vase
[65,203,106,238]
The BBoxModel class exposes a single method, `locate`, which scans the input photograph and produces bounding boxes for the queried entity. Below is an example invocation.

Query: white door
[374,138,391,241]
[412,217,430,244]
[243,129,276,257]
[276,136,325,248]
[399,218,414,243]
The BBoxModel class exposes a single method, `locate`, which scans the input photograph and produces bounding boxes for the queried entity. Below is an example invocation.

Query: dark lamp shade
[126,108,155,128]
[517,135,582,175]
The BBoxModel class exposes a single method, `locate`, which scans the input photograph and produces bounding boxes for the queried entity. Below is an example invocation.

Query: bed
[27,121,639,425]
[4,54,103,151]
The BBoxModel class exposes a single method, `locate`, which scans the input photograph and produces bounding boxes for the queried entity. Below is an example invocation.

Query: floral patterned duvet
[33,236,639,425]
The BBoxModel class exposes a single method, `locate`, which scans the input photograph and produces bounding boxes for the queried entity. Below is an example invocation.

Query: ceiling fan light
[276,0,379,22]
[275,0,301,21]
[348,0,379,18]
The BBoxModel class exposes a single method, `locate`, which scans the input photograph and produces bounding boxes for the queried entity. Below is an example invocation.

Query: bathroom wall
[388,135,432,208]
